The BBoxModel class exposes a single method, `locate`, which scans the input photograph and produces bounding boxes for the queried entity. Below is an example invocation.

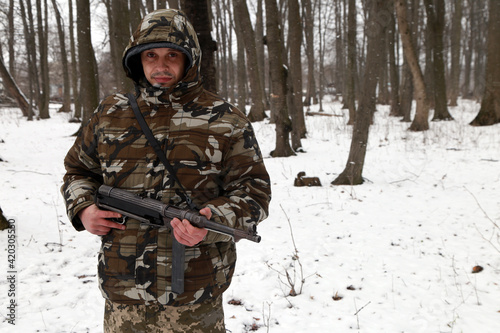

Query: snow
[0,98,499,333]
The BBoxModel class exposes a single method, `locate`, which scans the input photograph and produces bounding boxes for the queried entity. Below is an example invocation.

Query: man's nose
[157,57,170,69]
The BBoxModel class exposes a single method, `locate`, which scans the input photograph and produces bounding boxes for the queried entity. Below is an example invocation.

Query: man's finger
[199,207,212,219]
[100,218,126,230]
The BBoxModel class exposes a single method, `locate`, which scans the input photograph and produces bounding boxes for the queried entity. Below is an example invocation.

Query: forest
[1,1,499,157]
[1,1,499,332]
[0,0,498,199]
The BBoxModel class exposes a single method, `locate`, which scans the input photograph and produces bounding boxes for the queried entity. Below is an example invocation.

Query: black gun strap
[127,92,187,294]
[126,93,196,210]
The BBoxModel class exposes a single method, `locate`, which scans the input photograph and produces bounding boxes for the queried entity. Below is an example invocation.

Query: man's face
[141,48,186,87]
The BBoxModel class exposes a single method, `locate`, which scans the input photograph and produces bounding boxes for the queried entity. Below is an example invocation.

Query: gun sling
[127,92,196,295]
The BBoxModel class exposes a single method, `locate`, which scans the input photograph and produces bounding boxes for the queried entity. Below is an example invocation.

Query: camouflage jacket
[61,9,271,306]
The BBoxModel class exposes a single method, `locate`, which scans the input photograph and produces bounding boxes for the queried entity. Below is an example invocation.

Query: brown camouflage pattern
[103,296,225,333]
[61,9,271,307]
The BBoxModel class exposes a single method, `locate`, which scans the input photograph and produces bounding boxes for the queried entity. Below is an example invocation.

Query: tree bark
[105,0,133,92]
[19,0,38,120]
[303,0,317,106]
[8,0,15,76]
[470,0,500,126]
[265,0,294,157]
[234,5,247,113]
[0,56,30,116]
[68,0,82,120]
[255,0,269,110]
[346,0,357,124]
[388,0,402,117]
[181,0,218,93]
[448,0,462,107]
[77,0,100,122]
[234,0,266,121]
[424,0,453,121]
[50,0,72,113]
[288,0,305,149]
[395,0,430,131]
[37,0,50,119]
[332,0,386,185]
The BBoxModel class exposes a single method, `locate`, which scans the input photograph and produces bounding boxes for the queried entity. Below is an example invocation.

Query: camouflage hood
[123,9,202,88]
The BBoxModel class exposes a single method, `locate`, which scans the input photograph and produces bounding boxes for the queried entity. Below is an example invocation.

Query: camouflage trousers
[103,296,225,333]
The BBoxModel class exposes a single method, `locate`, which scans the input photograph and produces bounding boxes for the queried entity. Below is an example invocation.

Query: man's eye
[146,52,156,58]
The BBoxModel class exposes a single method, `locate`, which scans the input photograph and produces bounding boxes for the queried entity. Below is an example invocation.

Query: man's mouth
[152,72,174,84]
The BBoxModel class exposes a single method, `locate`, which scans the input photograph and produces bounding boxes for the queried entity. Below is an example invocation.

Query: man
[61,9,271,333]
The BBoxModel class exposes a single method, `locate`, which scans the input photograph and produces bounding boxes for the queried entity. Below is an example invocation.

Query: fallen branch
[305,111,343,117]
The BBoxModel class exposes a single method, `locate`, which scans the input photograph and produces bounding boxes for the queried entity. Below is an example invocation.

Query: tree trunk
[332,0,386,186]
[303,0,317,106]
[448,0,462,107]
[462,0,473,98]
[50,0,72,113]
[181,0,218,93]
[255,0,269,110]
[0,56,30,116]
[234,0,266,121]
[265,0,294,157]
[470,0,500,126]
[223,0,235,104]
[77,0,100,122]
[472,1,487,100]
[234,5,247,113]
[395,0,430,131]
[424,0,453,121]
[388,0,402,117]
[400,62,413,122]
[37,0,50,119]
[105,0,133,92]
[346,0,357,124]
[21,0,39,120]
[8,0,15,76]
[288,0,305,150]
[69,0,82,120]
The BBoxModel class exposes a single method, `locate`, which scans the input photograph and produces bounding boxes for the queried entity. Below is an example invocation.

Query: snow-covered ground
[0,98,499,332]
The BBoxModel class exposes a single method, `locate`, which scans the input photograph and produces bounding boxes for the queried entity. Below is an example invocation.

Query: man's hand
[170,207,210,246]
[78,204,126,235]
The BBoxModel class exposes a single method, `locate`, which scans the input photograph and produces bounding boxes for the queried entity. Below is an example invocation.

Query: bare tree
[470,0,500,125]
[265,0,294,157]
[104,0,133,92]
[50,0,71,113]
[303,0,317,106]
[345,0,357,124]
[181,0,218,93]
[233,2,247,113]
[255,0,268,109]
[68,0,81,120]
[0,56,30,116]
[448,0,462,107]
[20,0,39,120]
[332,0,386,186]
[387,0,402,117]
[395,0,430,131]
[288,0,305,150]
[76,0,99,122]
[234,0,266,121]
[8,0,15,75]
[424,0,453,121]
[36,0,50,119]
